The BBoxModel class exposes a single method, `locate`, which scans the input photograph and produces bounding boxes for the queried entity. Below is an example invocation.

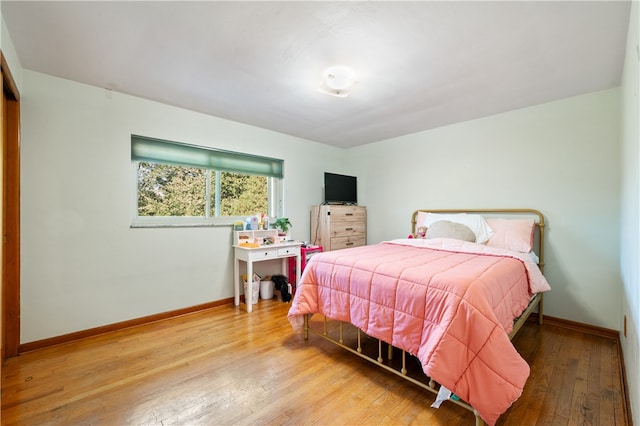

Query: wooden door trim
[1,53,19,102]
[2,50,21,359]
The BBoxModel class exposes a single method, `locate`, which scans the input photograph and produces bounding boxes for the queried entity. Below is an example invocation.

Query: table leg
[234,257,240,307]
[281,257,287,279]
[246,259,253,313]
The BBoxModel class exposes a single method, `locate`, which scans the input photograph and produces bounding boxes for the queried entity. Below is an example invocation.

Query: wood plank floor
[1,300,628,425]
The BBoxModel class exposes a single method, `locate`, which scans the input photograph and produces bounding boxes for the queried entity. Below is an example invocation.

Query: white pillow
[416,212,494,244]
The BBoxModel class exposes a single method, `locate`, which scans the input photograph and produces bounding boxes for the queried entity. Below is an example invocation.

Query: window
[131,135,283,227]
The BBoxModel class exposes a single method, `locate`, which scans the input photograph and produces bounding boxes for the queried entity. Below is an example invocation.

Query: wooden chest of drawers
[310,205,366,251]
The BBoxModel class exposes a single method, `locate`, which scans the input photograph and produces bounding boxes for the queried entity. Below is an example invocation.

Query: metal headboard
[411,208,545,273]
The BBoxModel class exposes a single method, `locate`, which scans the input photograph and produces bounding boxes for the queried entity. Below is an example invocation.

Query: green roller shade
[131,135,283,178]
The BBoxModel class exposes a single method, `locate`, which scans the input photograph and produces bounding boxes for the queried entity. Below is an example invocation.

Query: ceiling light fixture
[318,65,357,98]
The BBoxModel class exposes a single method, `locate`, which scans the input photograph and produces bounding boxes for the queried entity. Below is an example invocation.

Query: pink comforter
[288,239,551,425]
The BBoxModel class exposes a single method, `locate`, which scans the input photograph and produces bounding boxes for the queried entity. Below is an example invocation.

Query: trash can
[260,280,274,299]
[243,276,260,304]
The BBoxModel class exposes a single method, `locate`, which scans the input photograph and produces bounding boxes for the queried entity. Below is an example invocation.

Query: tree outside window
[137,163,269,218]
[131,135,282,226]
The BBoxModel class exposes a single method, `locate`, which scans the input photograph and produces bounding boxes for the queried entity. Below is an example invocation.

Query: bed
[287,209,551,426]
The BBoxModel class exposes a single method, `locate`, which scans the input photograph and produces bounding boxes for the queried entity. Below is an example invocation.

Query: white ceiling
[1,1,631,148]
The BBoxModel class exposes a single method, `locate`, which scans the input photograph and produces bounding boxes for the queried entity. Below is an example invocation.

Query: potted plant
[273,217,292,237]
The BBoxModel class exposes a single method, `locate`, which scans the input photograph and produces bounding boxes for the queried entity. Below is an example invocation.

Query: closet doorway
[2,51,21,360]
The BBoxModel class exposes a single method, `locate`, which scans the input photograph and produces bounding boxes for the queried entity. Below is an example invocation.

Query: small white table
[233,241,302,312]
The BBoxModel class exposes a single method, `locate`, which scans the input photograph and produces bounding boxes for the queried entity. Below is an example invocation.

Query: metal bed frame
[302,209,546,426]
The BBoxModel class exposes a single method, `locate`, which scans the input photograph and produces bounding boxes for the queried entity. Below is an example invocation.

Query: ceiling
[1,1,631,148]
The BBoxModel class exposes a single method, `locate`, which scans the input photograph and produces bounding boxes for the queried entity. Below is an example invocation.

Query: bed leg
[303,314,309,340]
[357,329,362,353]
[474,410,485,426]
[538,293,544,325]
[377,340,383,363]
[401,350,407,375]
[388,344,393,360]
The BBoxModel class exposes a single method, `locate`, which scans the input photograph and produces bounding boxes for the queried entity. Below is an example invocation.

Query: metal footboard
[303,314,485,426]
[302,293,543,426]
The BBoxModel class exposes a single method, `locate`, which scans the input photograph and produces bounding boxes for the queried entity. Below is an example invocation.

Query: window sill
[131,217,240,228]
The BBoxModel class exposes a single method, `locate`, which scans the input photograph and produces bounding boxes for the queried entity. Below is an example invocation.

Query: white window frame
[130,136,284,228]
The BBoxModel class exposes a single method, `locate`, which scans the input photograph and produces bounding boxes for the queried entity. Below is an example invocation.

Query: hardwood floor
[1,300,628,425]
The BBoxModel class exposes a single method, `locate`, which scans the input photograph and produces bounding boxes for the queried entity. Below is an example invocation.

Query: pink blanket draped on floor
[288,239,551,426]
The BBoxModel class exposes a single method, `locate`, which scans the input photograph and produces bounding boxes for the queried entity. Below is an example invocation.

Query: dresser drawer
[329,221,366,237]
[329,206,366,222]
[330,235,366,250]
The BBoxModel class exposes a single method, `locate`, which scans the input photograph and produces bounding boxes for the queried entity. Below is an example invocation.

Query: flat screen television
[324,172,357,205]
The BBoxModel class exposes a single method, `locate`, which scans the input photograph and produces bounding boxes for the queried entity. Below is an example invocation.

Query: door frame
[2,50,21,359]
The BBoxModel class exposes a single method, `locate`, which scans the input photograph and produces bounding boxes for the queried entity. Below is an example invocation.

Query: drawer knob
[346,242,354,246]
[345,227,353,231]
